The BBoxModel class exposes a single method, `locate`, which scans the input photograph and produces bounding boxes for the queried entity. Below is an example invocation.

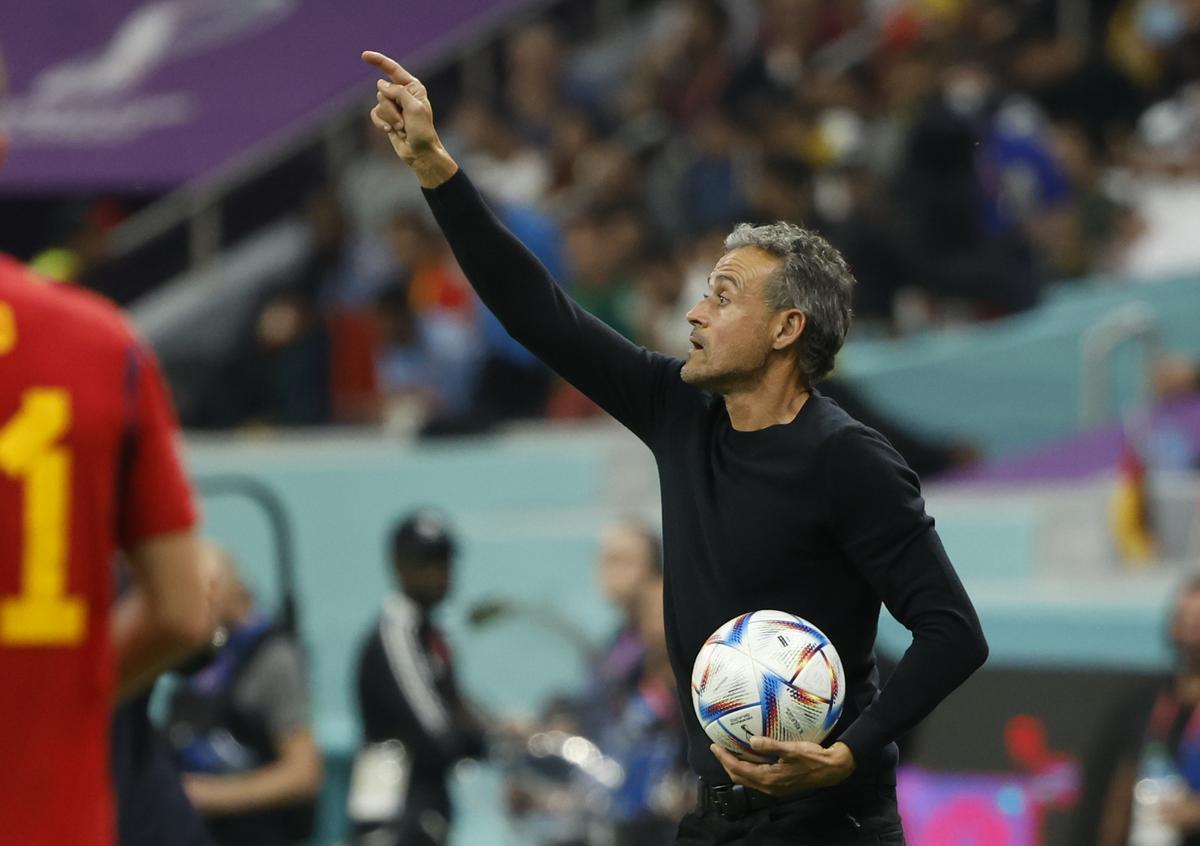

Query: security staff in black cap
[349,509,486,846]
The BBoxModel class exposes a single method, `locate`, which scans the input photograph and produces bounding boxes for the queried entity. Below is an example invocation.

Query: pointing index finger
[361,50,415,84]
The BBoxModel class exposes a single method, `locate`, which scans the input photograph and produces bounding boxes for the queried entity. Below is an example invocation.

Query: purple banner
[938,395,1200,487]
[0,0,526,192]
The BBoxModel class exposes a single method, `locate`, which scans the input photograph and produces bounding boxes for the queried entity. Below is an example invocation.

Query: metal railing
[1079,301,1163,428]
[195,473,301,636]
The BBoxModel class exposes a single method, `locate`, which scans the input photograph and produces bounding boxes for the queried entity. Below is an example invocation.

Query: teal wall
[190,434,623,751]
[190,434,627,845]
[840,272,1200,455]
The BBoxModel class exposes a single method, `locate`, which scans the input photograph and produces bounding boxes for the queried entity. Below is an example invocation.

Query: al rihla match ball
[691,610,845,756]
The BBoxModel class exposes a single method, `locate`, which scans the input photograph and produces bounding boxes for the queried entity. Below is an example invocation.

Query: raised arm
[361,50,681,443]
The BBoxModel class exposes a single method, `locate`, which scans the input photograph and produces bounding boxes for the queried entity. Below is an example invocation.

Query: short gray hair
[723,222,854,383]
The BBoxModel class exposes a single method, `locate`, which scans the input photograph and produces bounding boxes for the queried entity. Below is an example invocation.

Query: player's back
[0,256,143,845]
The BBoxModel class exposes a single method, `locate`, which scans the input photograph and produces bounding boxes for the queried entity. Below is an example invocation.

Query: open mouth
[689,336,704,351]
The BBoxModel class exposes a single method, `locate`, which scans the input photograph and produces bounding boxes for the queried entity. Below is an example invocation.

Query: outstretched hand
[710,737,856,797]
[361,50,457,187]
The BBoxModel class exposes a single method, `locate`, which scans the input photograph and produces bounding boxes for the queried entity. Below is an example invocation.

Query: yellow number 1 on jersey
[0,389,86,646]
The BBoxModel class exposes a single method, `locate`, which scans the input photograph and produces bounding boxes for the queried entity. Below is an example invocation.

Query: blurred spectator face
[573,142,642,206]
[750,161,811,225]
[374,283,417,347]
[880,52,938,114]
[760,0,817,55]
[1136,0,1200,46]
[551,111,594,165]
[638,253,686,305]
[634,577,667,660]
[507,24,563,81]
[565,216,617,287]
[208,546,253,629]
[1134,90,1200,173]
[597,522,658,612]
[1171,586,1200,662]
[696,114,739,157]
[604,209,647,269]
[388,212,437,268]
[681,246,783,391]
[304,187,347,253]
[940,62,995,120]
[1047,122,1095,187]
[451,99,520,159]
[683,0,730,60]
[257,292,309,351]
[1009,38,1082,89]
[395,553,452,609]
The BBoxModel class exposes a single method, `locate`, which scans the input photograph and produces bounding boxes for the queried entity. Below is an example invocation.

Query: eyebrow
[708,273,742,291]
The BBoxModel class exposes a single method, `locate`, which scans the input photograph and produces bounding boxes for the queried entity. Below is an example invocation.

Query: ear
[772,308,806,351]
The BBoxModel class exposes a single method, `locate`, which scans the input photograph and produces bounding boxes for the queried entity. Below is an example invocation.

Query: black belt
[698,781,778,820]
[698,779,885,822]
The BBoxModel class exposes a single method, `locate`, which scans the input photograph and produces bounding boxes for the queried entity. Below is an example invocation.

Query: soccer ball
[691,610,845,756]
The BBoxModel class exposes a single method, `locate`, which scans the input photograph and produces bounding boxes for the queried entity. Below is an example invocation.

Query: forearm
[422,170,581,357]
[422,170,662,433]
[839,530,988,762]
[188,766,315,815]
[839,599,987,763]
[116,531,214,700]
[840,624,985,759]
[113,588,209,701]
[188,731,322,815]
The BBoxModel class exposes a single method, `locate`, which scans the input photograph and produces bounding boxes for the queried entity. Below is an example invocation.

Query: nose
[686,298,708,328]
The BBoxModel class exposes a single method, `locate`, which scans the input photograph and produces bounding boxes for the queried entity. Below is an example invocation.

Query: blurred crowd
[25,0,1200,434]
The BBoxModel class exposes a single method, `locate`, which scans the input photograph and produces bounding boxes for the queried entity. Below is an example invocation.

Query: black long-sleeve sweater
[422,171,988,788]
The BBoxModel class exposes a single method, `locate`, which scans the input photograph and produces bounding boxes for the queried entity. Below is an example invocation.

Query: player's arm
[114,531,215,700]
[114,340,215,699]
[361,51,679,443]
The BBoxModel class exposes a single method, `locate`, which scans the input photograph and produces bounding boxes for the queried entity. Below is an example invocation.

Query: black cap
[390,509,457,564]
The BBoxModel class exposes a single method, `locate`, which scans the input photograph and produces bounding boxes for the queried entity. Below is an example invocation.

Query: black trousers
[675,785,905,845]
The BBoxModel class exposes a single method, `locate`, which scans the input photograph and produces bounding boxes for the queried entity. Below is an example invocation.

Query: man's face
[397,557,452,609]
[681,246,783,392]
[597,524,654,609]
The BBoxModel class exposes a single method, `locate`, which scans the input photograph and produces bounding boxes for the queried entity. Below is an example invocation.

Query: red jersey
[0,256,197,846]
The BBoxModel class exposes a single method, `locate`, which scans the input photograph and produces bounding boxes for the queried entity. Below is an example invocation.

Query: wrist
[829,741,856,775]
[411,146,459,189]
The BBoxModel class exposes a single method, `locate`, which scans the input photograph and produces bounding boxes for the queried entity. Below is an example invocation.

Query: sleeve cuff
[420,167,471,205]
[835,710,888,767]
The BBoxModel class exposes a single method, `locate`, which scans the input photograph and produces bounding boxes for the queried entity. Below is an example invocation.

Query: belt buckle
[710,784,749,819]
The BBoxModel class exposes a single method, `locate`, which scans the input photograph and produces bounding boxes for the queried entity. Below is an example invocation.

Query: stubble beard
[681,353,753,395]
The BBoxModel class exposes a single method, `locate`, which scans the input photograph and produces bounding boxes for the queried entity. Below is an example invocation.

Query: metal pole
[187,201,222,271]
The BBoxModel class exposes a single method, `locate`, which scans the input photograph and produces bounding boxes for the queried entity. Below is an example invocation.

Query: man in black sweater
[362,50,988,844]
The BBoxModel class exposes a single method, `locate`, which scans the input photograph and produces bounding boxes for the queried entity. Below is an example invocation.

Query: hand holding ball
[692,610,845,758]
